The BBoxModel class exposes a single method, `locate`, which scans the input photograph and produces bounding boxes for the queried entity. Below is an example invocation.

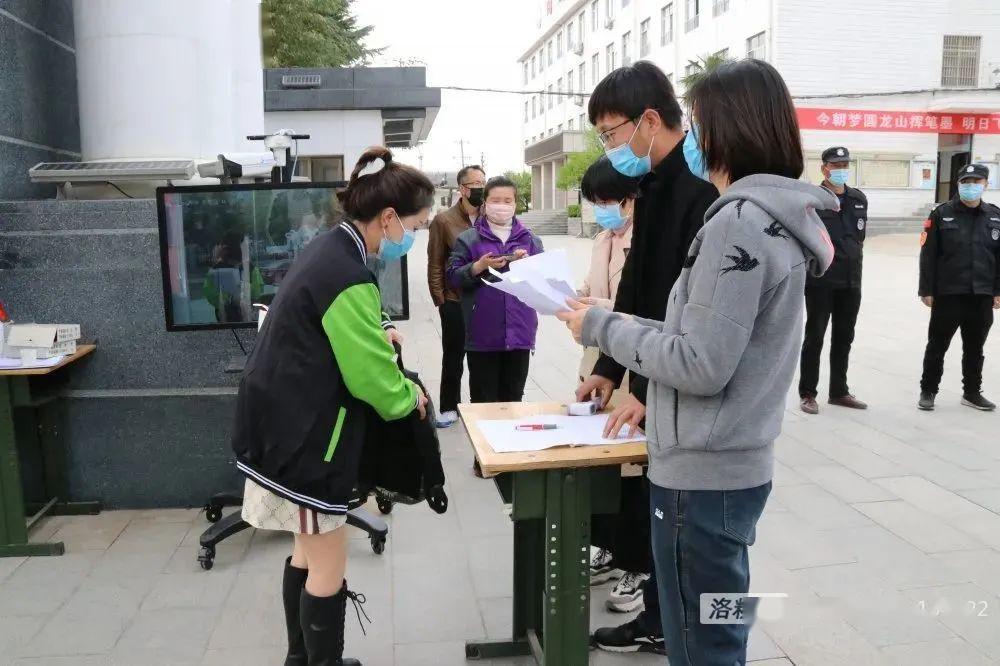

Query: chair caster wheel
[198,545,216,570]
[205,505,223,523]
[376,495,393,515]
[370,534,386,555]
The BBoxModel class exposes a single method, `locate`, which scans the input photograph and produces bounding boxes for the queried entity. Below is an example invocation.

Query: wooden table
[0,344,100,557]
[459,401,647,665]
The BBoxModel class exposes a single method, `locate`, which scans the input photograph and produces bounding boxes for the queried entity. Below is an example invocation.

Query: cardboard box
[4,324,81,359]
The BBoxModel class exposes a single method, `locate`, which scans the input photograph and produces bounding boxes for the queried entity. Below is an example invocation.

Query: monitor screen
[156,182,409,331]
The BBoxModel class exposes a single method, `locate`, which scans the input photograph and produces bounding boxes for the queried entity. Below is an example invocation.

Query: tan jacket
[427,202,474,305]
[578,224,633,387]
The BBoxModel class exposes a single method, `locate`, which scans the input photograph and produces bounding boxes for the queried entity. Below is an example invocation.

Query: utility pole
[480,151,487,171]
[455,138,467,166]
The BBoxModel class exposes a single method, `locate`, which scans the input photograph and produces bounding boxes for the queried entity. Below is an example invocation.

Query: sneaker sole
[962,399,996,411]
[606,596,644,613]
[594,642,665,655]
[917,404,934,411]
[590,569,623,586]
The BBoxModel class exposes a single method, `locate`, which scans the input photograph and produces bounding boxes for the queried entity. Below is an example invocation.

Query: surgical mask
[466,187,484,207]
[683,124,709,182]
[594,201,629,231]
[378,214,415,261]
[485,202,515,225]
[958,182,985,202]
[828,169,850,187]
[605,121,655,177]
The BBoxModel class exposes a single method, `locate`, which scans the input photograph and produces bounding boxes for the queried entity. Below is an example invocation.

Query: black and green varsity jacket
[232,221,417,514]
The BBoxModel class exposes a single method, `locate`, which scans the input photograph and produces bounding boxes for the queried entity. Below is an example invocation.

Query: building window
[531,55,536,77]
[578,63,586,91]
[557,31,563,57]
[532,96,537,118]
[684,62,701,77]
[622,31,632,65]
[640,18,650,57]
[860,159,910,188]
[685,0,699,32]
[592,53,600,85]
[524,100,529,121]
[941,35,981,87]
[579,13,585,44]
[746,31,766,60]
[661,4,674,45]
[667,73,674,85]
[539,49,545,71]
[524,139,529,146]
[580,113,587,128]
[548,40,554,65]
[567,70,575,94]
[569,118,575,130]
[714,48,729,60]
[548,84,554,109]
[591,0,599,31]
[606,42,617,71]
[557,77,564,104]
[605,0,613,20]
[567,20,574,48]
[523,63,529,84]
[712,0,729,17]
[558,123,563,132]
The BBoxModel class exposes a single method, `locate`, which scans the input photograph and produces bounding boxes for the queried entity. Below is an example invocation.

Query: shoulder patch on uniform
[943,217,954,222]
[855,204,864,208]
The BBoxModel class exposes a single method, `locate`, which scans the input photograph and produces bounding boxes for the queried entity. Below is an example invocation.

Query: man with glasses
[428,165,486,427]
[576,61,718,655]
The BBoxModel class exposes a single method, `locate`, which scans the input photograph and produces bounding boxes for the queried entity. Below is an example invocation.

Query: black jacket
[232,221,419,515]
[919,197,1000,297]
[808,185,867,289]
[591,139,719,404]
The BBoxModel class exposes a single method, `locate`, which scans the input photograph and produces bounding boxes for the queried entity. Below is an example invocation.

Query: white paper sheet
[483,249,578,315]
[0,355,65,370]
[476,413,646,453]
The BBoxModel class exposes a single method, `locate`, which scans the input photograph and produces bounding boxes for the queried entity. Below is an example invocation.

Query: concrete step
[518,210,568,235]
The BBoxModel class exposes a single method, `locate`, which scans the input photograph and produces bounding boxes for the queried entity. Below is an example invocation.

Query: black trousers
[438,301,466,413]
[920,294,994,395]
[799,286,862,399]
[467,350,531,403]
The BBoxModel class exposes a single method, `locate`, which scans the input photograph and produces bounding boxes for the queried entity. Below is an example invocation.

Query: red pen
[516,424,558,431]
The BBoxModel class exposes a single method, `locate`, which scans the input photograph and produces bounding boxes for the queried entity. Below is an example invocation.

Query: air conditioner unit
[604,17,615,30]
[573,42,584,56]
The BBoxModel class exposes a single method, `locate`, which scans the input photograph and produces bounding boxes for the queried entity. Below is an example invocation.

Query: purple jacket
[446,216,544,352]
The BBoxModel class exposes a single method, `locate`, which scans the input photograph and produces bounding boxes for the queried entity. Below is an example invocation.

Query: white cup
[20,349,38,365]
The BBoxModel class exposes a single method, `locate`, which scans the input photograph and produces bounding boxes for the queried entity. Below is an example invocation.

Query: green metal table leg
[541,468,592,666]
[0,377,31,555]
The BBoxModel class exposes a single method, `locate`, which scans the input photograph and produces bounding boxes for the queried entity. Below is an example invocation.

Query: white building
[518,0,1000,221]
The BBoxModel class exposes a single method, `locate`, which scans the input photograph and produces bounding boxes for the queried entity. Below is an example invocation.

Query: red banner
[797,108,1000,134]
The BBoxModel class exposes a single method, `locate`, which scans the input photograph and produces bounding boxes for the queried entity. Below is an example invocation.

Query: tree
[261,0,382,68]
[504,170,532,214]
[679,52,734,94]
[556,129,604,191]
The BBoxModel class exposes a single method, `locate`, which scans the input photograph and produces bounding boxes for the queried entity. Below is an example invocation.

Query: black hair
[580,156,640,203]
[686,59,803,183]
[588,60,683,129]
[337,146,435,221]
[457,164,485,186]
[484,175,517,200]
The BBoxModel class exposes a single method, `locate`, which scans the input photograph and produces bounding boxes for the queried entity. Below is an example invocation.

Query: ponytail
[337,146,435,222]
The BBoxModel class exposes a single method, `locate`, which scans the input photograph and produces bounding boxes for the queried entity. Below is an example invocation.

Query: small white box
[4,324,81,359]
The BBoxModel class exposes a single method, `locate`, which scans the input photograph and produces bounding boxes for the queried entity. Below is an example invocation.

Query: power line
[426,84,1000,100]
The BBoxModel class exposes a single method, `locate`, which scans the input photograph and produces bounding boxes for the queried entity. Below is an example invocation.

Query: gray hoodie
[582,174,837,491]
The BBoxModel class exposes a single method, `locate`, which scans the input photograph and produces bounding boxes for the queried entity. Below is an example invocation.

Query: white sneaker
[589,547,622,586]
[435,410,459,428]
[606,572,649,613]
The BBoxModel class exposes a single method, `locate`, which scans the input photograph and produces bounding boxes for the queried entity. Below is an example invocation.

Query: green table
[459,402,648,665]
[0,344,101,557]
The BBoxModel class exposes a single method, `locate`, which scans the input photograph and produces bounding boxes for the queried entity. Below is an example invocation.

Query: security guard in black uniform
[918,163,1000,411]
[799,146,869,414]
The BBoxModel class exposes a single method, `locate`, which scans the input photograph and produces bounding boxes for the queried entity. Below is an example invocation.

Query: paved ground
[2,231,1000,665]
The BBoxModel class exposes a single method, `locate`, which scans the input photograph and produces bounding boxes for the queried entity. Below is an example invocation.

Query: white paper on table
[0,355,65,370]
[482,250,578,315]
[476,413,646,453]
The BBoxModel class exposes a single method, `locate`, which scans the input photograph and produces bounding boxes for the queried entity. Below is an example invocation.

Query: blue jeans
[649,481,771,666]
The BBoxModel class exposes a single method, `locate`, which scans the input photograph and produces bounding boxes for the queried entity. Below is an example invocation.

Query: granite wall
[1,199,245,507]
[0,0,80,200]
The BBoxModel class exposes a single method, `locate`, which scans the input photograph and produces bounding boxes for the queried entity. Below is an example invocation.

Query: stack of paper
[476,413,646,453]
[484,250,577,315]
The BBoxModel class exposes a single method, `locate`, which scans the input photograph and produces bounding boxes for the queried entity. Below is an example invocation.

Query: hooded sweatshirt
[582,175,837,491]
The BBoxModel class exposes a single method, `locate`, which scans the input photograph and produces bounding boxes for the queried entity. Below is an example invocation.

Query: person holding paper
[446,175,543,406]
[558,59,836,665]
[232,147,432,666]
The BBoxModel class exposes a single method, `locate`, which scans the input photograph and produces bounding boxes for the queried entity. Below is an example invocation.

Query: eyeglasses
[598,117,639,148]
[460,180,486,189]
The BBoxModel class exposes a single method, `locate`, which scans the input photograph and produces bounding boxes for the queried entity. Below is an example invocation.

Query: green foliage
[679,53,735,94]
[556,129,604,191]
[503,170,533,214]
[261,0,382,68]
[567,204,581,218]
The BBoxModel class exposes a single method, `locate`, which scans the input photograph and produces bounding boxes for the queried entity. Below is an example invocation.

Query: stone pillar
[531,164,542,210]
[541,162,552,210]
[553,157,567,209]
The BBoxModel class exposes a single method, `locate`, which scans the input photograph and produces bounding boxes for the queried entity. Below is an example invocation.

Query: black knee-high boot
[300,582,364,666]
[283,557,309,666]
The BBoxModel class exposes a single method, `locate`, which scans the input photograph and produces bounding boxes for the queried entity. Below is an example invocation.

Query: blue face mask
[378,214,415,261]
[605,120,655,177]
[958,182,985,202]
[683,124,709,182]
[594,201,630,231]
[828,169,850,187]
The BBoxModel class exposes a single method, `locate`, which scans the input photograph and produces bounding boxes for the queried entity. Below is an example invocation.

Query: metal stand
[465,466,619,665]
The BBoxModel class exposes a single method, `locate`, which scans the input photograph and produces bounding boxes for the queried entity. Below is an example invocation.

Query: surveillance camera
[198,153,277,179]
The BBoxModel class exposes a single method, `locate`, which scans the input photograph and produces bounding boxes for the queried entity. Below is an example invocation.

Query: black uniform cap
[956,163,989,183]
[822,146,850,163]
